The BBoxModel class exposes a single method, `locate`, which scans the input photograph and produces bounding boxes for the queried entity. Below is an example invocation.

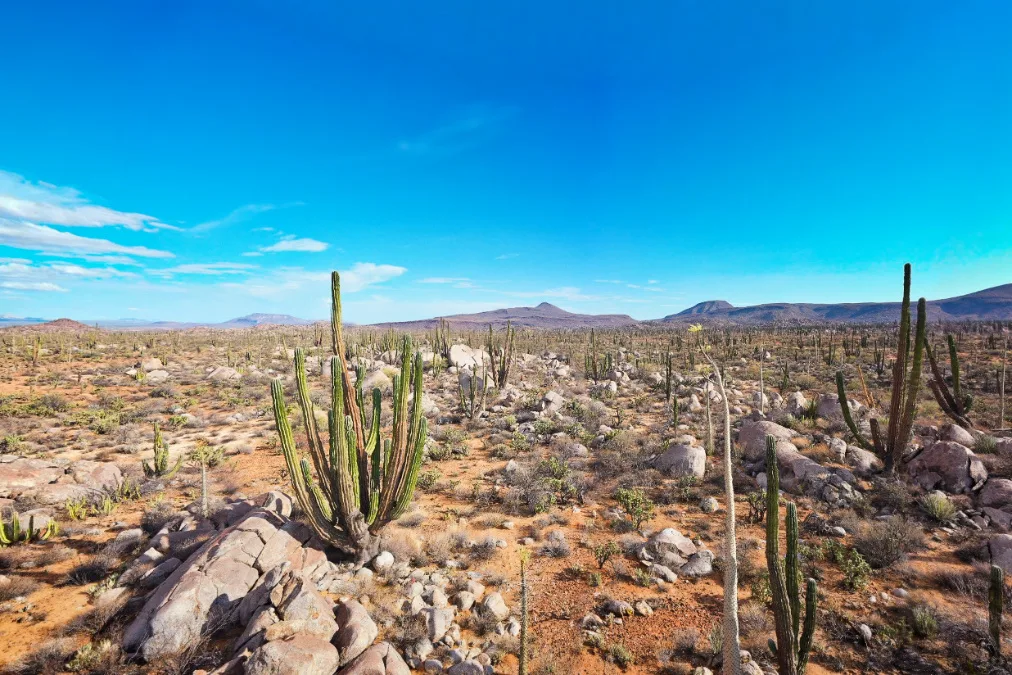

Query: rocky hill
[371,302,639,330]
[657,282,1012,325]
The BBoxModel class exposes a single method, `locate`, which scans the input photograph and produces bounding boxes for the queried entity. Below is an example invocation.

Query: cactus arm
[798,578,818,672]
[991,564,1004,659]
[894,298,926,463]
[786,502,802,648]
[294,348,331,503]
[948,335,962,410]
[884,263,913,472]
[836,371,873,452]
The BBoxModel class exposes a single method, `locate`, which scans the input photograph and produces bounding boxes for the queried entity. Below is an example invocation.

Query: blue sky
[1,1,1010,323]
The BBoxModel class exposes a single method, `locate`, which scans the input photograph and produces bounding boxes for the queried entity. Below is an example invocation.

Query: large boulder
[980,479,1012,510]
[907,441,987,494]
[447,345,489,370]
[141,357,163,372]
[846,446,883,476]
[208,366,242,381]
[653,444,705,478]
[737,420,796,460]
[817,393,861,419]
[334,600,379,666]
[361,370,393,394]
[339,642,410,675]
[245,635,340,675]
[785,392,809,416]
[939,423,976,447]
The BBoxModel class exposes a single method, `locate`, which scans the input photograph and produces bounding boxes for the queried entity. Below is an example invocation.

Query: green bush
[614,487,655,529]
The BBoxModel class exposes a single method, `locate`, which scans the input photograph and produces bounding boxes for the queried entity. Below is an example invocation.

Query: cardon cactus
[765,435,817,675]
[271,271,427,560]
[991,564,1004,659]
[142,422,182,479]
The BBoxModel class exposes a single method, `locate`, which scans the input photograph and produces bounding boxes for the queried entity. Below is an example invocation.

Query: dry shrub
[0,575,40,602]
[853,516,924,569]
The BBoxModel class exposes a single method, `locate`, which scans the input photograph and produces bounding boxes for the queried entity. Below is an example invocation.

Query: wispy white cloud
[241,251,264,257]
[0,281,66,292]
[340,262,407,292]
[259,236,329,253]
[0,219,174,258]
[220,262,405,299]
[0,170,171,231]
[495,253,519,260]
[191,203,277,233]
[397,104,517,156]
[151,262,257,277]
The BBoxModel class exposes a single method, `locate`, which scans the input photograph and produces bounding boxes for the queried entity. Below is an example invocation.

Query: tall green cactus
[487,321,516,389]
[991,564,1004,659]
[271,271,427,560]
[765,435,817,675]
[836,264,926,473]
[143,422,182,479]
[925,334,974,430]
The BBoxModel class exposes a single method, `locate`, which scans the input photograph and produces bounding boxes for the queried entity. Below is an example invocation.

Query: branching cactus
[487,321,516,389]
[925,334,974,430]
[836,263,926,473]
[765,435,817,675]
[271,271,427,560]
[143,422,182,479]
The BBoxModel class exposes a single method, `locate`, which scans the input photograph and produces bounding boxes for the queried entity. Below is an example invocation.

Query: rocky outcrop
[339,642,410,675]
[0,456,123,505]
[907,441,987,494]
[123,500,331,661]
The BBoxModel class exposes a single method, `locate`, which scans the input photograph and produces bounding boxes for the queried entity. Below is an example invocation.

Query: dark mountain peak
[535,302,561,311]
[677,300,734,316]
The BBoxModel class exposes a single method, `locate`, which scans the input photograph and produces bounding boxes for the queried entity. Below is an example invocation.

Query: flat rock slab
[0,456,122,505]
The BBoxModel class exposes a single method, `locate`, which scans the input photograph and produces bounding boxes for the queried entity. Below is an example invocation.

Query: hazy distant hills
[0,313,314,331]
[4,283,1010,331]
[658,283,1012,325]
[372,302,639,330]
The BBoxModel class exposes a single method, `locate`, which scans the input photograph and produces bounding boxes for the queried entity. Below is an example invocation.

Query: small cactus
[142,422,182,479]
[0,511,59,546]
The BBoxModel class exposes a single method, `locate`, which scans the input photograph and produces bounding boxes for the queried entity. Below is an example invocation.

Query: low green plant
[615,487,655,529]
[1,511,59,545]
[607,644,633,668]
[839,549,871,591]
[417,469,441,491]
[593,540,621,569]
[910,604,939,639]
[65,498,88,521]
[919,492,957,523]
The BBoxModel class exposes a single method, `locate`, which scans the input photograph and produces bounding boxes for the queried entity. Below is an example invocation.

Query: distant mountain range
[657,283,1012,325]
[3,283,1010,331]
[0,313,314,331]
[371,302,639,330]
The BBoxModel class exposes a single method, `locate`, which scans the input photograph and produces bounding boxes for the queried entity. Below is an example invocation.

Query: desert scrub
[909,604,939,639]
[975,435,998,454]
[854,516,924,569]
[606,644,633,668]
[614,487,655,529]
[416,469,441,491]
[919,492,957,523]
[593,540,621,569]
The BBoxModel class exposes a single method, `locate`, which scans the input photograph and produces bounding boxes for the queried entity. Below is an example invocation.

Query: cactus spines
[765,435,817,675]
[991,564,1005,659]
[143,423,182,479]
[271,271,427,560]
